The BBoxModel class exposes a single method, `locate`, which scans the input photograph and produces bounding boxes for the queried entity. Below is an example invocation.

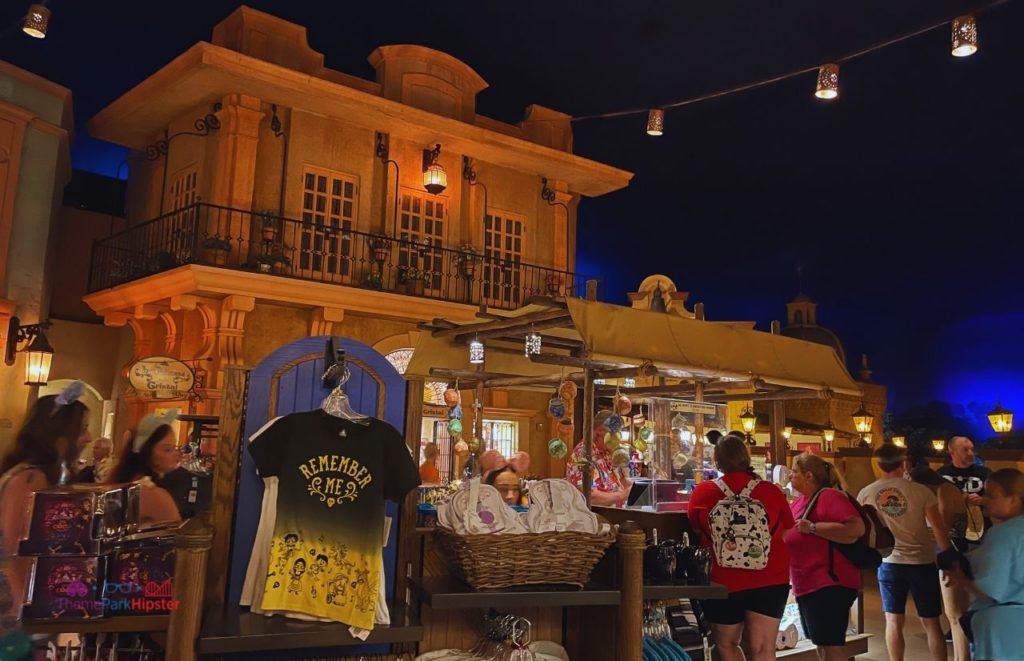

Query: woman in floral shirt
[566,411,631,506]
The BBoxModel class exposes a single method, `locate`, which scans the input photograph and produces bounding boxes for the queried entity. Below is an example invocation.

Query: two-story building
[79,7,632,471]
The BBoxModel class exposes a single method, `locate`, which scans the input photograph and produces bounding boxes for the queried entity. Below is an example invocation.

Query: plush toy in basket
[436,478,616,589]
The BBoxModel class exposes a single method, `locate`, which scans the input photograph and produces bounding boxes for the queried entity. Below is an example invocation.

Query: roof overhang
[88,43,633,197]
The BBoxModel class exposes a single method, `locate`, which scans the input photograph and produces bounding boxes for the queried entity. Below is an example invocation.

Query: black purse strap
[803,488,840,582]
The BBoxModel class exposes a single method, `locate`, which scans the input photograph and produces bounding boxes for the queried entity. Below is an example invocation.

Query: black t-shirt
[248,411,419,628]
[938,463,992,546]
[159,468,212,519]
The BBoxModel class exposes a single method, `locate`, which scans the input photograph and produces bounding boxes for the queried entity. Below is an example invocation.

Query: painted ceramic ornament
[448,418,463,435]
[632,435,648,453]
[448,405,463,420]
[615,394,632,415]
[611,447,631,468]
[468,437,481,453]
[604,413,623,434]
[444,388,461,407]
[454,439,470,457]
[638,425,655,443]
[604,431,621,452]
[548,438,568,460]
[673,451,689,469]
[548,396,567,419]
[558,380,578,401]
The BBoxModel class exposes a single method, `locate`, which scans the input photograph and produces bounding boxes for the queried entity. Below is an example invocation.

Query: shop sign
[669,401,719,416]
[128,356,195,400]
[423,404,449,418]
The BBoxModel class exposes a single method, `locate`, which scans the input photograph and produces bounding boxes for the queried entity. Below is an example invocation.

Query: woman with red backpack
[787,453,866,661]
[688,435,794,661]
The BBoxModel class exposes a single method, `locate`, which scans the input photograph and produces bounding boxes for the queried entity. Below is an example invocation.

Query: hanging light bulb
[782,426,793,440]
[815,64,840,100]
[951,15,978,57]
[22,4,50,39]
[469,339,484,364]
[524,328,542,357]
[646,109,664,136]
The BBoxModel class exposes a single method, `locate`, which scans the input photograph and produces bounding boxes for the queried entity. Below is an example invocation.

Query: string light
[951,15,978,57]
[646,109,664,136]
[22,4,50,39]
[815,64,839,100]
[469,338,484,364]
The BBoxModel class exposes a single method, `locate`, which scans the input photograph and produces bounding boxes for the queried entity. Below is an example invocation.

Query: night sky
[2,1,1021,436]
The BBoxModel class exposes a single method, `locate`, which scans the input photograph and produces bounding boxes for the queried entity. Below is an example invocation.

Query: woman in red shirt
[787,453,864,661]
[688,435,794,661]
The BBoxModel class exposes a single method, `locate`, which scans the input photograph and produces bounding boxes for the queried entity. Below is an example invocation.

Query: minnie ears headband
[51,380,86,414]
[134,409,180,452]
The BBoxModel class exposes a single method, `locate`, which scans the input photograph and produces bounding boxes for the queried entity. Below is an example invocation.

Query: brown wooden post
[694,381,705,482]
[398,378,425,610]
[205,365,249,612]
[617,520,644,661]
[582,367,595,504]
[771,400,787,469]
[166,517,214,661]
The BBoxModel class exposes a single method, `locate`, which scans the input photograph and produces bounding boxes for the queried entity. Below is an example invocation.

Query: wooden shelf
[408,576,620,609]
[777,633,871,659]
[23,615,169,635]
[642,582,727,601]
[197,606,422,654]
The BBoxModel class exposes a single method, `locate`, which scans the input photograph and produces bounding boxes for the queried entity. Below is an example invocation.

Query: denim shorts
[877,562,942,618]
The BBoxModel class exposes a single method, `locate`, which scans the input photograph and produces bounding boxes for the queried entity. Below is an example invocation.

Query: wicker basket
[435,524,617,590]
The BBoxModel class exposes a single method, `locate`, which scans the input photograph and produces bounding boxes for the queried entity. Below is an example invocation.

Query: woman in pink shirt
[787,453,865,660]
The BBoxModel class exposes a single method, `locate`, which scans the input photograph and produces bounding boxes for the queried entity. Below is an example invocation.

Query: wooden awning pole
[582,367,595,505]
[694,380,705,483]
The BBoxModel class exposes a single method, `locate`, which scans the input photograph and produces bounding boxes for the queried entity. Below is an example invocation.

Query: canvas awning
[405,298,861,397]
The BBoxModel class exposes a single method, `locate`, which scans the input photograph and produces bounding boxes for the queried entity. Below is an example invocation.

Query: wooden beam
[205,365,249,613]
[429,368,518,382]
[596,384,696,397]
[431,309,571,338]
[594,364,658,380]
[694,381,706,477]
[529,353,624,370]
[705,389,822,403]
[492,334,586,351]
[771,400,786,468]
[483,373,583,388]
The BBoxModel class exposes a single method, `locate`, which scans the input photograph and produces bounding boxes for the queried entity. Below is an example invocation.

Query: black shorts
[700,584,790,625]
[797,586,857,647]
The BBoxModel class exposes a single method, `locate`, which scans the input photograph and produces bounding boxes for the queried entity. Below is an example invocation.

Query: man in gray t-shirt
[858,445,952,661]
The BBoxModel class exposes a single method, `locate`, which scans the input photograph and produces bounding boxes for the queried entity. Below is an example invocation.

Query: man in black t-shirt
[937,435,991,548]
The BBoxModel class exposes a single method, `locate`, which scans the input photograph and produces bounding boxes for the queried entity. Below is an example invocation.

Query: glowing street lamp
[891,436,906,448]
[932,439,946,453]
[852,403,874,434]
[740,406,757,446]
[988,402,1014,434]
[823,422,836,452]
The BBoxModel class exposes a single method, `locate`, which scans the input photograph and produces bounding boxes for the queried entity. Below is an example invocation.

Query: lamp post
[422,144,447,195]
[852,403,874,447]
[5,317,54,386]
[740,406,757,446]
[782,425,793,450]
[891,435,906,449]
[932,439,946,454]
[987,402,1014,434]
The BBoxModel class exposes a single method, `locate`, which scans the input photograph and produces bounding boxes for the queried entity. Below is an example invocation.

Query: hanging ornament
[548,438,568,460]
[638,424,655,443]
[558,380,578,402]
[612,447,631,468]
[454,439,470,457]
[633,435,648,453]
[548,396,567,419]
[615,393,632,415]
[646,109,665,136]
[557,418,575,443]
[448,418,463,435]
[448,404,463,420]
[673,451,690,470]
[815,64,839,100]
[604,431,622,451]
[469,339,484,364]
[468,436,481,453]
[444,387,461,407]
[951,15,978,57]
[524,328,542,357]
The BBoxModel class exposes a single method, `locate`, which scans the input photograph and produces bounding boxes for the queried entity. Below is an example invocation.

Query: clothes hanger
[320,364,370,424]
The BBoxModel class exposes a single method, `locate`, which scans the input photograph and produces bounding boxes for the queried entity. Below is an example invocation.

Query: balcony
[88,203,598,311]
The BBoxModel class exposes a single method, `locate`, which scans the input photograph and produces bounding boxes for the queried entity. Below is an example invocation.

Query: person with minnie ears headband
[0,381,92,651]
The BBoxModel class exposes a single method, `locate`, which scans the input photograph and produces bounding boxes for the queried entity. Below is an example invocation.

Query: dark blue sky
[3,0,1021,436]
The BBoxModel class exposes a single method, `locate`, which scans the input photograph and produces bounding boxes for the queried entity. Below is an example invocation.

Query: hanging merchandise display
[454,439,470,457]
[548,438,568,460]
[615,393,632,416]
[611,447,631,469]
[604,431,622,452]
[556,418,575,443]
[548,396,567,419]
[448,418,463,435]
[558,380,578,402]
[604,413,623,434]
[444,386,461,407]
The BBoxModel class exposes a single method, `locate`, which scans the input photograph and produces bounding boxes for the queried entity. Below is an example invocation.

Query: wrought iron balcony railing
[88,203,598,310]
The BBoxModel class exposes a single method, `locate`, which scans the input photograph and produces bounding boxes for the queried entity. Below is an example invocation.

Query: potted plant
[256,250,291,274]
[368,234,391,264]
[259,211,278,242]
[455,245,481,278]
[401,266,426,296]
[201,237,232,265]
[364,271,383,289]
[545,272,563,296]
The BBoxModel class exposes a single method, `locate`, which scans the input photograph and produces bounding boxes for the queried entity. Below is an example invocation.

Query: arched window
[794,310,804,325]
[383,348,414,375]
